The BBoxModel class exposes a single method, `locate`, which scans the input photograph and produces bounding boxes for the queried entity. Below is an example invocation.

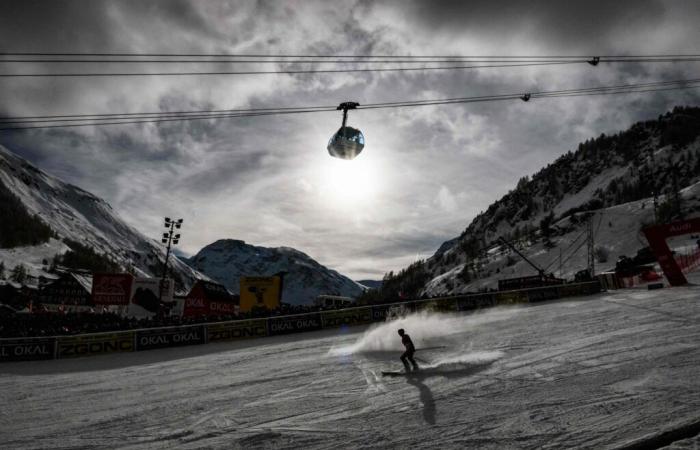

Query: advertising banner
[580,281,602,295]
[128,278,174,317]
[57,331,134,358]
[207,319,269,342]
[135,325,206,351]
[496,291,528,305]
[239,276,281,312]
[557,283,587,297]
[92,273,134,305]
[208,300,237,316]
[321,308,373,328]
[370,304,393,322]
[457,294,496,311]
[268,313,322,335]
[182,298,237,318]
[415,298,459,313]
[0,338,55,361]
[182,296,208,317]
[525,287,560,303]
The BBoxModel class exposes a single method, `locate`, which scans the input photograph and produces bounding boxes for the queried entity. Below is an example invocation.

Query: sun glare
[319,156,379,206]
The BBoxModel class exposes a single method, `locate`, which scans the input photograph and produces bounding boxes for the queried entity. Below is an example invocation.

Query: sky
[1,0,700,280]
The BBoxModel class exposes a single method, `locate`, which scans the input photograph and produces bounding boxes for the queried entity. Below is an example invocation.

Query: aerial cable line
[4,78,697,124]
[2,59,699,78]
[543,229,588,272]
[3,52,700,58]
[2,57,700,65]
[0,105,338,121]
[0,58,592,64]
[2,78,699,131]
[0,61,582,77]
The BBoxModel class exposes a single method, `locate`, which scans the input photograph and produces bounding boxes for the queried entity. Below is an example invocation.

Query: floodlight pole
[160,217,183,302]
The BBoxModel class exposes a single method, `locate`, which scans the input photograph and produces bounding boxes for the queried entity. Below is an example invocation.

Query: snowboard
[382,370,419,377]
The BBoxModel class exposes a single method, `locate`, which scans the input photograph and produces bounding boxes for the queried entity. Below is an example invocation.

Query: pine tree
[11,264,27,284]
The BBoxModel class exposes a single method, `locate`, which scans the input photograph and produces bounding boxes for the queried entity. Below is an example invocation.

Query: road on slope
[1,284,699,449]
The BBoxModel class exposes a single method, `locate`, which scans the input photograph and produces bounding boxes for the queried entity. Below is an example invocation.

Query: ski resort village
[2,1,700,449]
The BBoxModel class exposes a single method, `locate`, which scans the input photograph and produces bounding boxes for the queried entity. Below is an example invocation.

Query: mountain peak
[187,240,364,305]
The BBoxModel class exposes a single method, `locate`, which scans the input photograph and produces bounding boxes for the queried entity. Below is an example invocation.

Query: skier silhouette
[398,328,419,372]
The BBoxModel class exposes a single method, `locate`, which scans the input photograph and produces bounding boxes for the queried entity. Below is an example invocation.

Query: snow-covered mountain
[379,106,700,298]
[0,144,203,288]
[186,239,365,305]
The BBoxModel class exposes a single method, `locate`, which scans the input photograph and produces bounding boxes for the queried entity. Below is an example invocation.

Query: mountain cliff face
[0,144,203,289]
[376,106,700,299]
[187,239,365,305]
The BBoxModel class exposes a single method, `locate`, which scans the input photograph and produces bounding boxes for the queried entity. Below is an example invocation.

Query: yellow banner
[57,331,134,358]
[239,276,281,312]
[207,320,269,341]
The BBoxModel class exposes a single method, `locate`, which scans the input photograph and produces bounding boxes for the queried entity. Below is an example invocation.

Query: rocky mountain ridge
[186,239,365,305]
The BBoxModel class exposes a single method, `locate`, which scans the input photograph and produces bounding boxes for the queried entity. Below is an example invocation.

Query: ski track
[1,283,700,449]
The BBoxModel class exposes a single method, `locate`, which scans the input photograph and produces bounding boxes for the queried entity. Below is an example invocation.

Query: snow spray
[329,307,517,356]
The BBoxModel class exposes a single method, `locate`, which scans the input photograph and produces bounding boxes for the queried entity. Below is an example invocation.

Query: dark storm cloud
[397,0,665,51]
[1,0,699,280]
[0,0,222,52]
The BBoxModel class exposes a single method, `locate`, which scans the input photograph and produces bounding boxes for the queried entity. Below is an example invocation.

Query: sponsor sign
[525,287,561,303]
[92,273,134,305]
[135,326,206,351]
[268,313,322,335]
[321,308,373,328]
[182,296,237,318]
[557,283,586,297]
[57,332,134,358]
[208,301,237,315]
[207,319,268,342]
[239,276,281,312]
[415,298,458,313]
[0,338,55,361]
[581,281,602,295]
[370,305,392,322]
[183,296,208,317]
[496,291,528,305]
[457,294,496,311]
[129,278,174,317]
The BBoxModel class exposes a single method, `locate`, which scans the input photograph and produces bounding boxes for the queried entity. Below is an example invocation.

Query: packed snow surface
[2,282,700,449]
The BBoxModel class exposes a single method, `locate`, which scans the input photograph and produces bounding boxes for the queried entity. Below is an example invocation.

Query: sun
[319,156,379,206]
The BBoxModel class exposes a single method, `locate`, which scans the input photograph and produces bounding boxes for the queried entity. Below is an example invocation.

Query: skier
[398,328,419,372]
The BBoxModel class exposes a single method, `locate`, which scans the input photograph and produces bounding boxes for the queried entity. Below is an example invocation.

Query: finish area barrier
[0,281,601,362]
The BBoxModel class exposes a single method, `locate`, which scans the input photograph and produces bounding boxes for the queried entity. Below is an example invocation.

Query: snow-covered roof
[71,273,93,292]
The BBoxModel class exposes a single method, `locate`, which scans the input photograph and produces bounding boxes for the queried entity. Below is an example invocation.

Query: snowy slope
[187,239,365,305]
[0,145,203,288]
[415,108,700,297]
[425,181,700,295]
[2,282,699,448]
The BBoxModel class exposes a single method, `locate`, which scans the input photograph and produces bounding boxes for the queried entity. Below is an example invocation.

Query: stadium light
[159,217,183,303]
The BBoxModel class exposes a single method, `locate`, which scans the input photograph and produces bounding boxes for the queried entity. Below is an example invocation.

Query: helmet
[397,328,404,336]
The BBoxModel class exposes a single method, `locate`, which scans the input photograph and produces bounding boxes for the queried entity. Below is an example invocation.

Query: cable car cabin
[327,126,365,159]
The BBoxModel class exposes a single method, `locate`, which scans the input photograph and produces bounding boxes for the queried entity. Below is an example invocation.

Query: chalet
[39,272,93,310]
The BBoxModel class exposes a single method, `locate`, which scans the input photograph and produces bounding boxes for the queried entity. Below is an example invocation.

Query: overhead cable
[0,61,582,77]
[3,52,700,58]
[1,78,699,131]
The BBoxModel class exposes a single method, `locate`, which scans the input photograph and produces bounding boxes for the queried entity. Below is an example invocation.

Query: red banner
[92,273,134,305]
[182,297,237,317]
[643,218,700,286]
